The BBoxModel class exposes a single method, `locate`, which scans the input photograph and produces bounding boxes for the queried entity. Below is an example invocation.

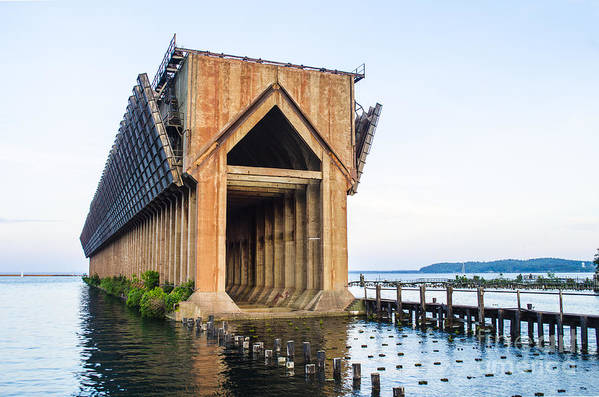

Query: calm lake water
[1,276,598,396]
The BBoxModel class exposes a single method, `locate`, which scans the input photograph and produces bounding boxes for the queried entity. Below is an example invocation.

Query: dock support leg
[549,320,556,348]
[528,319,535,345]
[446,286,453,327]
[477,287,485,331]
[514,311,521,344]
[580,316,588,354]
[466,309,472,335]
[570,325,577,353]
[498,310,504,339]
[537,312,544,346]
[376,284,381,318]
[396,285,402,323]
[557,316,564,353]
[419,285,426,327]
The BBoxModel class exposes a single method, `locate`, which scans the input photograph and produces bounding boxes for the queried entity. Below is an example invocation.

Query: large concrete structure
[80,35,381,315]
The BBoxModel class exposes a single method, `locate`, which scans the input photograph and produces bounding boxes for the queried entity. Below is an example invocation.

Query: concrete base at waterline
[176,291,241,321]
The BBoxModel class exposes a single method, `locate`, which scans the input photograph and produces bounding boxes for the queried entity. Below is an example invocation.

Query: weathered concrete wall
[183,54,355,311]
[184,55,355,172]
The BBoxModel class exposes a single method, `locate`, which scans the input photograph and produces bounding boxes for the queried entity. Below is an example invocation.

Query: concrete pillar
[273,198,284,290]
[284,194,295,291]
[264,202,274,291]
[187,184,197,284]
[306,183,320,290]
[294,188,306,292]
[256,204,265,291]
[180,188,189,283]
[174,193,181,285]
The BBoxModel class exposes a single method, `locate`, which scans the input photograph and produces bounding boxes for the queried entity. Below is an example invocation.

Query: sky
[0,0,598,273]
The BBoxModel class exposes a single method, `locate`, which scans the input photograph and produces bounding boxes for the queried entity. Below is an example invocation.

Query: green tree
[593,248,599,271]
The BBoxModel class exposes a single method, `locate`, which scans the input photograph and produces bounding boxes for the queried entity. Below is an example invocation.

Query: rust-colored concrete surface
[89,50,370,317]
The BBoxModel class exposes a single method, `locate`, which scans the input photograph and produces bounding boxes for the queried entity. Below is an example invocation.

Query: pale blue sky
[1,0,598,272]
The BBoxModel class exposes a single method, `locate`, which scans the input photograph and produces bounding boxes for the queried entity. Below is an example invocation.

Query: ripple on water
[0,277,598,396]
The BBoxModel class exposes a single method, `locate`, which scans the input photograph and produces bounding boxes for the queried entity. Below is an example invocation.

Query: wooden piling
[303,341,311,363]
[477,287,485,328]
[352,363,361,379]
[537,312,544,345]
[316,350,325,371]
[528,320,535,345]
[419,285,426,325]
[333,357,341,378]
[396,284,403,322]
[498,309,504,338]
[580,316,588,353]
[393,387,406,397]
[375,284,382,316]
[559,290,563,323]
[371,372,380,392]
[466,309,472,334]
[446,285,453,326]
[549,320,556,347]
[570,325,577,352]
[557,316,564,352]
[513,310,521,343]
[287,340,295,358]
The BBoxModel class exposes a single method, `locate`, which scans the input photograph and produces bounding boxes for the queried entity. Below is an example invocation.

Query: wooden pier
[359,283,599,353]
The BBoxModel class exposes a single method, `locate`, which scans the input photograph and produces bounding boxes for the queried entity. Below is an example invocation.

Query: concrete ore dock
[80,35,382,318]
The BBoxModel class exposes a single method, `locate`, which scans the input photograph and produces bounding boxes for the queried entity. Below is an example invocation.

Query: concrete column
[284,194,295,290]
[174,194,181,285]
[274,198,284,289]
[188,184,197,284]
[294,188,306,291]
[264,202,274,290]
[306,183,321,290]
[251,204,265,300]
[180,188,189,283]
[168,198,174,284]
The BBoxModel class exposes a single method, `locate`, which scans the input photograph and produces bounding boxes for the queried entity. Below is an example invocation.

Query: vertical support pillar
[498,309,504,338]
[446,285,453,326]
[294,188,306,294]
[283,194,295,293]
[570,324,577,352]
[477,287,485,329]
[557,315,564,352]
[396,284,402,322]
[376,284,381,315]
[180,187,189,282]
[580,316,588,353]
[306,183,321,291]
[419,285,426,325]
[537,312,544,345]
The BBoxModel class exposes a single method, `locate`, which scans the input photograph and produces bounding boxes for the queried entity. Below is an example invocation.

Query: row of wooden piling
[365,284,599,353]
[181,316,406,395]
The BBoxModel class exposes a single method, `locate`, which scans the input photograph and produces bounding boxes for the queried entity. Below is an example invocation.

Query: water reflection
[76,285,354,396]
[75,282,599,396]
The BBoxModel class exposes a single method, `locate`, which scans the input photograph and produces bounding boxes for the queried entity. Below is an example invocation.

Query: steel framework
[80,74,182,257]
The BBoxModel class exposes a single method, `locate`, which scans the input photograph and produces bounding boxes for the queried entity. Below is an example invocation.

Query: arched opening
[227,106,320,171]
[225,106,323,309]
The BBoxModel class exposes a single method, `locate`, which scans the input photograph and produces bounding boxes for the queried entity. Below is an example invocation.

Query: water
[1,276,598,396]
